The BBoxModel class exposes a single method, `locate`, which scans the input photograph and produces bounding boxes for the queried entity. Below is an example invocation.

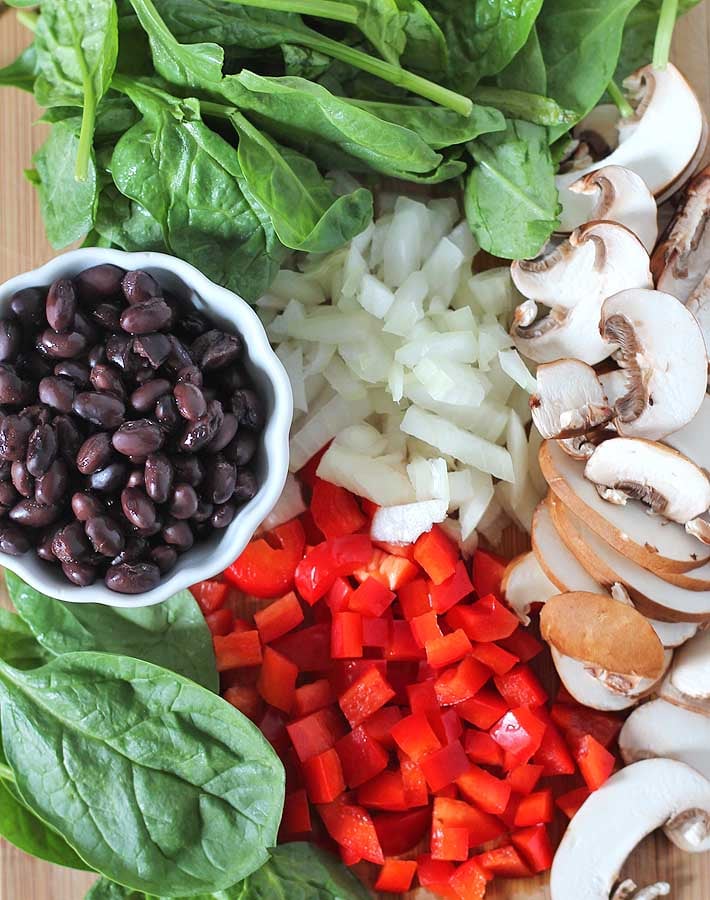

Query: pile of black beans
[0,264,264,593]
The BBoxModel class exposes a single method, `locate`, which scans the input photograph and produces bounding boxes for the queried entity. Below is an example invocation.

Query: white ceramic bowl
[0,248,292,607]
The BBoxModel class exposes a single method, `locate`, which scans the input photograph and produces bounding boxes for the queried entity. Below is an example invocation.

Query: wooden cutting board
[1,6,710,899]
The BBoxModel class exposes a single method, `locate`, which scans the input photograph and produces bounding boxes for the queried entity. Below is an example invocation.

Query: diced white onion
[317,443,415,506]
[407,456,450,503]
[290,392,372,472]
[371,499,448,543]
[261,473,306,531]
[498,348,537,394]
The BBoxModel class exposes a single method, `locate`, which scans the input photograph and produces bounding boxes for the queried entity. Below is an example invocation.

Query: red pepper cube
[280,788,311,836]
[430,562,474,614]
[310,478,366,539]
[472,549,507,598]
[254,592,304,644]
[576,734,616,790]
[447,593,519,642]
[349,577,395,618]
[398,577,431,619]
[225,519,306,599]
[386,619,424,661]
[363,706,402,749]
[223,685,263,722]
[456,687,509,730]
[338,666,396,728]
[362,615,389,648]
[339,844,361,867]
[437,708,463,745]
[414,525,458,584]
[273,623,331,672]
[302,747,346,804]
[513,788,554,826]
[190,579,228,614]
[407,679,439,717]
[420,740,470,792]
[551,702,623,750]
[556,786,591,819]
[330,659,388,696]
[392,712,442,762]
[425,629,472,669]
[399,753,429,807]
[293,679,336,718]
[464,730,504,767]
[205,608,234,637]
[335,725,389,788]
[355,549,420,592]
[287,707,347,761]
[357,769,407,811]
[213,630,263,671]
[375,859,418,893]
[374,807,430,856]
[449,858,489,900]
[470,640,519,675]
[295,534,373,605]
[331,610,363,659]
[318,797,384,865]
[410,611,443,648]
[507,763,544,795]
[457,765,512,815]
[327,577,353,613]
[495,663,548,708]
[435,655,491,705]
[511,824,554,873]
[433,796,506,847]
[533,714,576,776]
[417,854,456,890]
[500,627,544,662]
[431,820,469,862]
[256,646,298,713]
[490,707,547,769]
[473,845,531,879]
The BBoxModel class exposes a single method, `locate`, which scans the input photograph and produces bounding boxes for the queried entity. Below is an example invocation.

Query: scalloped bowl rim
[0,248,292,607]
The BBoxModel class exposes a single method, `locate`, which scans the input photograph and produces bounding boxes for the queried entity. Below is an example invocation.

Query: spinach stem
[75,74,96,183]
[653,0,678,70]
[607,79,634,118]
[473,86,575,128]
[224,0,359,25]
[16,9,39,32]
[0,762,14,784]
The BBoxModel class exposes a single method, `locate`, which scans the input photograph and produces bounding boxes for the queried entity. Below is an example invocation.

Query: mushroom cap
[665,394,710,476]
[668,628,710,701]
[600,289,707,440]
[540,591,665,679]
[540,439,710,574]
[530,359,612,439]
[620,698,710,780]
[531,499,604,594]
[551,759,710,899]
[584,438,710,524]
[500,551,558,626]
[551,648,643,711]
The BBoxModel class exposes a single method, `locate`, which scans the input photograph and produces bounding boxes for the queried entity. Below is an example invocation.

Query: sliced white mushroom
[584,439,710,543]
[557,428,615,461]
[609,582,697,649]
[530,359,612,439]
[562,166,658,250]
[531,499,605,594]
[599,289,708,439]
[552,648,645,711]
[540,439,710,575]
[551,759,710,900]
[511,222,652,365]
[556,63,706,237]
[500,551,558,626]
[667,628,710,702]
[620,698,710,780]
[612,880,671,900]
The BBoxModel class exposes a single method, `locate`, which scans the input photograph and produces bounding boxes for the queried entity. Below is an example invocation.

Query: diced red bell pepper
[436,709,463,746]
[464,730,504,767]
[326,577,353,613]
[280,788,311,836]
[533,712,576,776]
[375,859,417,893]
[457,765,512,815]
[392,712,441,762]
[329,659,387,695]
[511,824,554,873]
[362,615,389,648]
[456,687,509,730]
[272,623,331,671]
[410,611,443,648]
[470,640,519,675]
[287,707,347,761]
[385,620,425,661]
[490,707,547,769]
[338,666,396,728]
[302,747,346,804]
[259,707,289,754]
[472,549,506,598]
[213,630,263,671]
[431,820,469,861]
[388,661,423,706]
[400,754,429,807]
[514,788,554,826]
[354,548,419,592]
[435,656,491,706]
[417,855,457,896]
[430,562,474,614]
[432,797,506,848]
[357,769,407,811]
[363,705,402,748]
[331,611,363,659]
[420,740,470,792]
[494,664,548,708]
[374,807,430,856]
[254,592,304,644]
[407,679,439,717]
[339,844,361,867]
[190,579,228,614]
[318,796,384,864]
[310,478,366,539]
[449,858,489,900]
[257,646,298,712]
[576,734,616,790]
[225,519,306,598]
[205,608,234,637]
[348,577,395,618]
[295,534,373,605]
[426,629,472,669]
[335,726,389,788]
[556,785,591,819]
[414,525,458,584]
[447,593,519,642]
[473,845,531,879]
[298,445,330,488]
[223,685,263,722]
[507,763,544,795]
[551,703,623,750]
[293,679,336,718]
[500,627,544,662]
[398,578,432,619]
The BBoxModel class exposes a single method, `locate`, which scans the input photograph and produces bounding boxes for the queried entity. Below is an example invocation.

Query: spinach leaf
[346,0,407,66]
[30,117,99,248]
[0,44,38,93]
[537,0,642,140]
[465,119,559,259]
[395,0,448,73]
[0,651,284,896]
[0,609,50,670]
[111,78,285,301]
[282,43,332,79]
[5,572,218,692]
[92,181,166,252]
[615,0,701,81]
[494,25,547,94]
[85,843,371,899]
[34,0,119,179]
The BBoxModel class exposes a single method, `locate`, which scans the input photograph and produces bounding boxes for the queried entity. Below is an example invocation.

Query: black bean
[112,536,148,565]
[131,379,170,413]
[53,415,82,463]
[71,491,104,522]
[52,520,91,563]
[54,361,89,385]
[174,382,206,421]
[0,460,11,480]
[73,311,99,345]
[88,344,107,368]
[38,376,75,413]
[202,333,242,370]
[73,392,125,428]
[0,320,22,363]
[26,423,57,478]
[105,334,137,371]
[165,335,193,372]
[19,404,51,426]
[0,415,32,460]
[151,544,177,574]
[232,388,265,431]
[122,270,159,304]
[77,432,113,475]
[11,460,33,498]
[85,515,125,558]
[171,455,203,487]
[0,481,17,508]
[211,501,236,529]
[169,483,198,519]
[105,561,160,593]
[133,333,171,368]
[46,278,77,332]
[10,287,45,324]
[36,527,58,561]
[206,413,238,454]
[37,329,87,359]
[0,524,30,555]
[154,394,179,431]
[88,461,127,494]
[75,264,125,304]
[144,453,173,503]
[120,298,172,334]
[35,458,67,505]
[0,365,30,405]
[15,351,52,383]
[192,499,213,523]
[176,311,209,340]
[176,365,202,387]
[234,468,259,503]
[9,499,60,527]
[127,468,145,489]
[162,519,194,551]
[204,456,236,505]
[179,400,223,452]
[112,420,163,457]
[121,487,156,530]
[90,302,122,332]
[90,363,125,397]
[62,561,97,586]
[218,367,249,394]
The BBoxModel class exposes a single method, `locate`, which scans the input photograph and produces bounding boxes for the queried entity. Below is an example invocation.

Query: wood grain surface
[1,6,710,899]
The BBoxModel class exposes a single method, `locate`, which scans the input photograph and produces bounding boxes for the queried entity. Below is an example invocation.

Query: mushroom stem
[607,79,635,119]
[653,0,679,70]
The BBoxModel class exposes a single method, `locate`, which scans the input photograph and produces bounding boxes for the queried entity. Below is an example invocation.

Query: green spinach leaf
[281,43,332,79]
[0,651,284,896]
[5,572,218,692]
[494,25,546,94]
[0,44,38,93]
[615,0,702,81]
[465,119,559,258]
[0,609,50,670]
[394,0,448,73]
